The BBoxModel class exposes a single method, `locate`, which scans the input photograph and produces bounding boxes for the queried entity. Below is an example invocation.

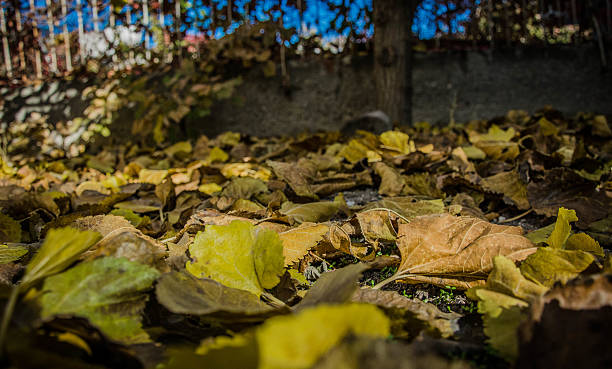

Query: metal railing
[0,0,609,82]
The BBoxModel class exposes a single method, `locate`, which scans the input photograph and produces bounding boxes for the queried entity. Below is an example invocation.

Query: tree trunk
[374,0,417,127]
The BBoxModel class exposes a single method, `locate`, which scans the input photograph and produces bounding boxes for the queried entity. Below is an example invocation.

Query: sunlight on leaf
[39,257,159,344]
[22,227,101,287]
[186,220,284,296]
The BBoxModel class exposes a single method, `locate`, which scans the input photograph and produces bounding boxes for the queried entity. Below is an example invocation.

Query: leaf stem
[262,292,289,310]
[0,285,20,358]
[372,272,413,290]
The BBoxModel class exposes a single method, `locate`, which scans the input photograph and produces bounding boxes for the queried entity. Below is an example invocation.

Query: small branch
[497,209,533,224]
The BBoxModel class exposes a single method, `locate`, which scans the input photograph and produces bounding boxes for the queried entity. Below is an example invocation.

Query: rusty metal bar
[15,7,26,73]
[143,0,150,60]
[45,0,58,73]
[91,0,99,32]
[61,0,72,71]
[0,3,11,78]
[28,0,42,78]
[76,0,85,64]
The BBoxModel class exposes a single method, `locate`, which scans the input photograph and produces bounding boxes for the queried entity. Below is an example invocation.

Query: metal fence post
[0,3,12,78]
[61,0,72,71]
[45,0,58,73]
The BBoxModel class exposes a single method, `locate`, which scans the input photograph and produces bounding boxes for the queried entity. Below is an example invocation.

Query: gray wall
[3,45,611,139]
[201,45,612,137]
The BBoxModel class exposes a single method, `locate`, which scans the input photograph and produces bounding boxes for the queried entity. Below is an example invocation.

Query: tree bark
[374,0,418,127]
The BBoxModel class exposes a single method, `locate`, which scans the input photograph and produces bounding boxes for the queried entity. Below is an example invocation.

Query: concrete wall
[199,45,612,137]
[3,45,611,139]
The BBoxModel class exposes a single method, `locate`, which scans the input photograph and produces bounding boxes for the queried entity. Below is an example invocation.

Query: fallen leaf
[0,213,21,242]
[138,169,169,185]
[481,171,529,210]
[38,257,160,344]
[517,274,612,369]
[389,214,536,289]
[351,288,460,338]
[0,244,28,264]
[519,247,595,288]
[222,177,268,200]
[296,263,369,309]
[199,182,223,195]
[279,196,344,224]
[73,215,168,271]
[21,227,101,287]
[255,304,389,369]
[186,220,284,297]
[379,131,412,155]
[546,207,578,249]
[278,223,329,265]
[372,162,405,196]
[267,160,317,199]
[156,271,278,321]
[527,168,610,228]
[565,232,604,257]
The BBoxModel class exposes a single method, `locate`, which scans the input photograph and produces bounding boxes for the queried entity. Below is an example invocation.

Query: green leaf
[109,208,150,227]
[0,244,28,264]
[22,227,102,287]
[0,213,21,243]
[254,304,390,369]
[38,257,160,344]
[546,207,578,249]
[519,247,595,287]
[186,220,284,297]
[156,271,277,321]
[525,223,555,244]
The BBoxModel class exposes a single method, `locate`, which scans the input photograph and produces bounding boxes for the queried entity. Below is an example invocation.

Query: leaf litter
[0,104,610,368]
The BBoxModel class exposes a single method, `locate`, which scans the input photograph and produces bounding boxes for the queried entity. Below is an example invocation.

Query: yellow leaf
[186,220,284,297]
[221,163,272,181]
[22,227,101,287]
[565,233,604,257]
[256,304,389,369]
[379,131,411,155]
[205,147,229,164]
[199,183,223,195]
[519,247,595,287]
[138,169,169,185]
[546,207,578,249]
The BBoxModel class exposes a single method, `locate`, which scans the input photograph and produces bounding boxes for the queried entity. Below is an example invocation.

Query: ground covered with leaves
[0,108,611,369]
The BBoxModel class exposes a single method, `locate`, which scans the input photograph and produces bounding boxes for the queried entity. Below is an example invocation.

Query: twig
[497,209,533,224]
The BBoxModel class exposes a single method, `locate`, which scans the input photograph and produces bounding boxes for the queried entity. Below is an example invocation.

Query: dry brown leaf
[72,215,168,271]
[481,170,530,210]
[351,288,460,338]
[387,213,537,289]
[267,160,318,199]
[372,162,405,196]
[279,223,329,265]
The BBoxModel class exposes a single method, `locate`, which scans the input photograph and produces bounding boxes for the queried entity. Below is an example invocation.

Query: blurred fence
[0,0,610,81]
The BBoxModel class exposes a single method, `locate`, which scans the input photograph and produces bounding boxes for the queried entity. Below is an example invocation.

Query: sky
[14,0,473,41]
